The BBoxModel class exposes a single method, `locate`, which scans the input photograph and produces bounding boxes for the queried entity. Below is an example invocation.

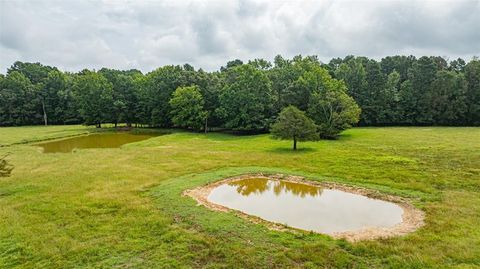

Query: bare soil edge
[183,173,425,242]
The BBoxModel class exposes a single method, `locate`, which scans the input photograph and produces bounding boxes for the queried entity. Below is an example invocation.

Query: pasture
[0,126,479,268]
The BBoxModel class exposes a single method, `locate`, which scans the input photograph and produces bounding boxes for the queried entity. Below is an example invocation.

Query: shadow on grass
[267,147,317,154]
[336,132,354,141]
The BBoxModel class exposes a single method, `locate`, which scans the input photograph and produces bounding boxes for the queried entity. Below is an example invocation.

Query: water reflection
[208,178,404,234]
[229,178,322,197]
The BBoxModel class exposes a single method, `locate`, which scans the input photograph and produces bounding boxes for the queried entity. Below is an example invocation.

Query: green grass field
[0,125,479,268]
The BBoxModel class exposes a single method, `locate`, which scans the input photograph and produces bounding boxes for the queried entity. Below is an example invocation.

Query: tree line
[1,55,479,134]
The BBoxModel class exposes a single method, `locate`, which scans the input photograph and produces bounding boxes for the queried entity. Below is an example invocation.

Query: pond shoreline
[184,173,425,242]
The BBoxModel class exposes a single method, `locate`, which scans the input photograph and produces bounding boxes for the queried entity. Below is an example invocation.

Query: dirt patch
[183,173,425,242]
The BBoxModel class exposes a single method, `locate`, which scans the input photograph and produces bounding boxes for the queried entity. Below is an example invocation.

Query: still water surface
[37,133,157,153]
[208,178,404,234]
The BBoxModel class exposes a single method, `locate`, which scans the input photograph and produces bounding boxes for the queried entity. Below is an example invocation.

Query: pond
[207,177,405,235]
[37,132,159,153]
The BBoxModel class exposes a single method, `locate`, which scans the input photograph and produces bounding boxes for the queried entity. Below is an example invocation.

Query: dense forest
[1,55,479,132]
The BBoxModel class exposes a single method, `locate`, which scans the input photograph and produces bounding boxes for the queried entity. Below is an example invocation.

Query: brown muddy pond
[207,178,404,234]
[37,133,158,153]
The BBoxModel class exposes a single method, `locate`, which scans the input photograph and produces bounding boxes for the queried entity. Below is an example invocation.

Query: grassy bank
[0,126,479,268]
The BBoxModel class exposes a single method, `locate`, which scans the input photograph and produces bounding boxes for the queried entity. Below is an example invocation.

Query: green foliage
[465,59,480,125]
[410,56,438,124]
[141,66,186,127]
[248,58,272,70]
[380,55,416,82]
[269,55,321,112]
[99,69,141,126]
[217,64,276,131]
[426,70,467,125]
[181,68,223,127]
[7,61,56,84]
[0,71,40,126]
[270,106,318,150]
[329,55,480,126]
[307,79,361,139]
[73,71,114,127]
[336,58,392,125]
[1,56,480,129]
[44,70,81,125]
[220,59,244,72]
[276,63,360,139]
[334,58,367,103]
[169,86,206,130]
[381,70,401,123]
[449,58,466,73]
[362,59,387,125]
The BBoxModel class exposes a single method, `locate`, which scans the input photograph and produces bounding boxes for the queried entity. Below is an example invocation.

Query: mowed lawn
[0,125,479,268]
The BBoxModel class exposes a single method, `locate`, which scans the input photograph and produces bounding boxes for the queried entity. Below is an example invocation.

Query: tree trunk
[293,137,297,150]
[204,116,208,134]
[42,100,48,126]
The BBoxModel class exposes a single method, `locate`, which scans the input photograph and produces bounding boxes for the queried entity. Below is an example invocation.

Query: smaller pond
[207,177,404,235]
[37,133,159,153]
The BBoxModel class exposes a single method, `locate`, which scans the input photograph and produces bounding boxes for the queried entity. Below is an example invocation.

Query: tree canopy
[270,106,318,150]
[1,55,479,133]
[73,71,114,128]
[169,86,206,131]
[217,64,276,131]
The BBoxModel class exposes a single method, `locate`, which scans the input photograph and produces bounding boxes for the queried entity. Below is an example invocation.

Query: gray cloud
[1,0,479,73]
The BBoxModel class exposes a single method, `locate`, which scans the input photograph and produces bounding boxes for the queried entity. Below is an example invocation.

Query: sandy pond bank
[184,173,425,242]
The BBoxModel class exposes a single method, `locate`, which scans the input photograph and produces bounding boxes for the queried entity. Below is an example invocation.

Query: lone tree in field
[271,106,318,150]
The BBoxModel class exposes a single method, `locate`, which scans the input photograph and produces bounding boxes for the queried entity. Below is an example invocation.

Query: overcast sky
[1,0,479,73]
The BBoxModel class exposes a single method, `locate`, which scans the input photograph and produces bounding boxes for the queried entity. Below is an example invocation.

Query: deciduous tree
[306,68,361,138]
[465,59,480,125]
[271,106,318,150]
[73,71,113,128]
[217,64,276,131]
[169,86,206,131]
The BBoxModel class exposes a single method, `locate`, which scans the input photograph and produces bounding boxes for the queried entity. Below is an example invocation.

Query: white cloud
[1,0,479,73]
